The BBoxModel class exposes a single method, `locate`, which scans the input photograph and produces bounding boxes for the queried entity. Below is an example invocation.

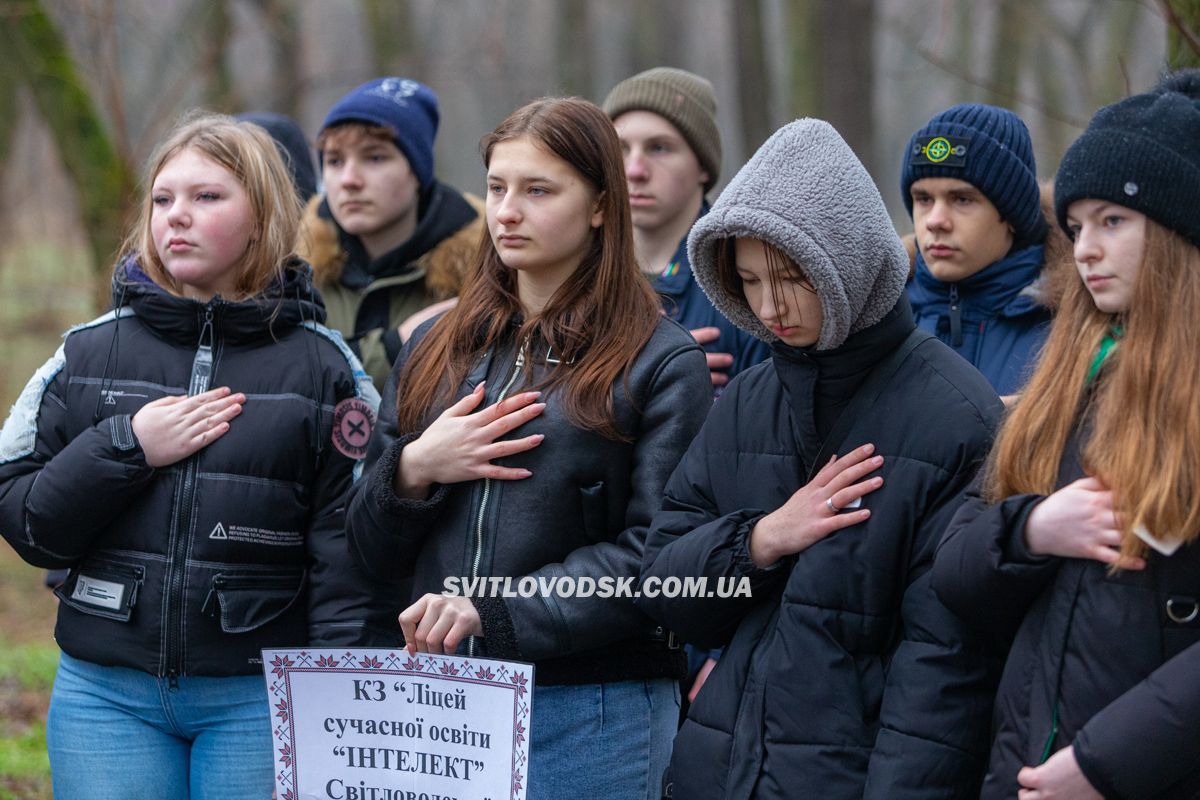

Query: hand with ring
[748,443,884,567]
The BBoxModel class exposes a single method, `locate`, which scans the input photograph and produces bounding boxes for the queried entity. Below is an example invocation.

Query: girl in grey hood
[639,119,1005,799]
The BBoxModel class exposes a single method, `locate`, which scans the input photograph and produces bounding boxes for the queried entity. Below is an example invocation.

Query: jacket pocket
[579,481,607,542]
[55,557,145,623]
[202,569,307,634]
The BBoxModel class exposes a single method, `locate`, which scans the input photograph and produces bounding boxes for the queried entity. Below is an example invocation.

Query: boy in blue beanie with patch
[298,77,484,390]
[901,103,1053,400]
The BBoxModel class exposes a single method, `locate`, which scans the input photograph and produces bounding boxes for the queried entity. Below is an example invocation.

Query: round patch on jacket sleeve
[331,397,377,459]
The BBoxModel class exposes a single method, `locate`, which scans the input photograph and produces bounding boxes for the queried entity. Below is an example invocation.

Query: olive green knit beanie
[602,67,722,192]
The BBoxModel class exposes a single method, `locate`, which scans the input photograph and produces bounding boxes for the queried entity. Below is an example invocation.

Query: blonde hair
[985,218,1200,559]
[119,111,303,299]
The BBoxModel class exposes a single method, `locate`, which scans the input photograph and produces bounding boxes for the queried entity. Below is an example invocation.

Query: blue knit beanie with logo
[320,77,439,187]
[1055,85,1200,246]
[901,103,1046,248]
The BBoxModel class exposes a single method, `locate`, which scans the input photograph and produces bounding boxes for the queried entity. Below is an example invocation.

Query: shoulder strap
[806,328,933,480]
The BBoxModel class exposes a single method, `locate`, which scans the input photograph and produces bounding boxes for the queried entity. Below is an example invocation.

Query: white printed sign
[262,648,533,800]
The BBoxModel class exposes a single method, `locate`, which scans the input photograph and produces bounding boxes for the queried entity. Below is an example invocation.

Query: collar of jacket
[910,243,1046,322]
[111,256,326,346]
[652,200,710,298]
[770,298,915,457]
[320,180,479,290]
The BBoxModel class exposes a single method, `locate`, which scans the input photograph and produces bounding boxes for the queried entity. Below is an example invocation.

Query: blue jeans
[527,678,679,800]
[47,652,274,800]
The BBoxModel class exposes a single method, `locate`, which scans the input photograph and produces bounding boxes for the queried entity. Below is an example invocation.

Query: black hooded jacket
[639,119,1007,799]
[640,303,1005,798]
[0,261,384,677]
[934,419,1200,799]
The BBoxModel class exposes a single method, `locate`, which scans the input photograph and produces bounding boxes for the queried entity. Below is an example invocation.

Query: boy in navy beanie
[297,77,484,389]
[900,103,1053,399]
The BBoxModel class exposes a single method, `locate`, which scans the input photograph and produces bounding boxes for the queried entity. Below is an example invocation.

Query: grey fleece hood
[688,119,908,350]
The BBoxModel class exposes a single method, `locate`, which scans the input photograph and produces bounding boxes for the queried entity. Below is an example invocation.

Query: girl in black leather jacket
[345,98,710,800]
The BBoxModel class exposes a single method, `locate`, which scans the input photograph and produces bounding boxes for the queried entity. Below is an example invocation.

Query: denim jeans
[47,652,274,800]
[527,678,679,800]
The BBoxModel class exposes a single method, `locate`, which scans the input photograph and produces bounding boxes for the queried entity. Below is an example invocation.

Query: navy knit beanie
[320,77,439,187]
[901,103,1046,248]
[1054,87,1200,246]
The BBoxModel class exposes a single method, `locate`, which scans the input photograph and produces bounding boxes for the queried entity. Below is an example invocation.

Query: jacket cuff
[368,433,449,518]
[732,512,786,576]
[109,414,150,468]
[1004,495,1056,565]
[473,596,521,659]
[1071,739,1121,800]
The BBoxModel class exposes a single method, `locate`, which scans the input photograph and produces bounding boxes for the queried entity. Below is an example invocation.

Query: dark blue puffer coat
[907,245,1050,396]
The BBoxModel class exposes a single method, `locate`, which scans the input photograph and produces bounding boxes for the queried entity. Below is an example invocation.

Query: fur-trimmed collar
[297,183,484,300]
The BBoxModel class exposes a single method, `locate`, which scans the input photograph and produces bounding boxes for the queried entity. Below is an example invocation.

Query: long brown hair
[120,111,303,299]
[985,218,1200,559]
[396,97,660,441]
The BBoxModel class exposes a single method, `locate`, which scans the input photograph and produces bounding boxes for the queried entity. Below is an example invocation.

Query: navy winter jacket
[908,244,1050,395]
[0,261,384,677]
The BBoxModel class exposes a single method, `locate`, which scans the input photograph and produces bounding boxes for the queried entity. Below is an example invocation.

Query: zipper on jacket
[467,340,527,657]
[162,305,217,682]
[948,284,963,347]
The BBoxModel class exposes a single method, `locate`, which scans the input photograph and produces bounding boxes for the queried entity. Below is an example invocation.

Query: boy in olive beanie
[603,68,769,399]
[900,103,1052,398]
[603,67,770,706]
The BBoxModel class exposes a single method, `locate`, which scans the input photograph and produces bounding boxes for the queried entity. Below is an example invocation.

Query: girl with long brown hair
[344,97,710,798]
[934,75,1200,800]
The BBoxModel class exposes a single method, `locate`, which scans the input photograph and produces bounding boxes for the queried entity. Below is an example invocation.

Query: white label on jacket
[1134,524,1182,557]
[71,575,125,610]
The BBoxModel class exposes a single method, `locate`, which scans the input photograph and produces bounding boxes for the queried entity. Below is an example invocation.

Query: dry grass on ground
[0,546,58,800]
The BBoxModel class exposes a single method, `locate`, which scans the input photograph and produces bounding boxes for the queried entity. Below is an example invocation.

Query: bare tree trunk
[786,0,820,118]
[363,0,414,76]
[557,0,593,96]
[986,0,1025,107]
[735,0,773,152]
[0,0,134,286]
[258,0,304,119]
[817,0,876,175]
[201,0,242,111]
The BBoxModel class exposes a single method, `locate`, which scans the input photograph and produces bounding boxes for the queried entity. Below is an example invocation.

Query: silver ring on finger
[826,496,838,514]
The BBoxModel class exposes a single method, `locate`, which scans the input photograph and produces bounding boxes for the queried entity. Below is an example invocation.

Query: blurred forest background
[0,0,1194,410]
[0,2,1197,796]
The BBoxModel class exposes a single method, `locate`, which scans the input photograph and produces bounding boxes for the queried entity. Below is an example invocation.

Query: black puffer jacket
[345,316,711,685]
[639,119,1006,799]
[934,422,1200,799]
[640,306,1005,799]
[0,261,384,677]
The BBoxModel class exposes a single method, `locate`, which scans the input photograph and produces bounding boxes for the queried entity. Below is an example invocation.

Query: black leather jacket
[346,315,711,685]
[0,261,383,677]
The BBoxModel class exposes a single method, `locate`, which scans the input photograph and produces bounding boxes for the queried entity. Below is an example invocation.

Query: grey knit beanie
[602,67,722,192]
[689,119,908,350]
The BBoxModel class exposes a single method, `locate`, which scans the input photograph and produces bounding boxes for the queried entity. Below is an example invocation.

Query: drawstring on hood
[688,119,908,350]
